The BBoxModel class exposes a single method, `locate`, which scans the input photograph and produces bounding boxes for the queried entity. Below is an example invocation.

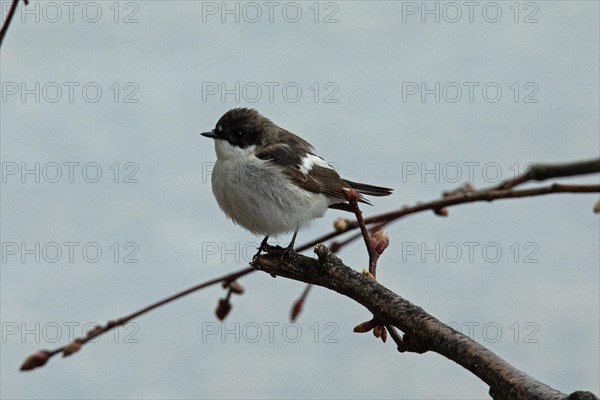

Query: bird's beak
[201,130,218,139]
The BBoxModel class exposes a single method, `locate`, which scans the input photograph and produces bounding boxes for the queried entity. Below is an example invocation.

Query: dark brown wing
[256,144,392,206]
[286,164,373,203]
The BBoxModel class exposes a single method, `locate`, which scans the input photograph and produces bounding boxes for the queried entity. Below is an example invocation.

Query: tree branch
[494,158,600,190]
[18,158,600,399]
[255,246,597,400]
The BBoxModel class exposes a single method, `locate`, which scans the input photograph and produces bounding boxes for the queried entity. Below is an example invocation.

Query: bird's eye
[237,131,243,136]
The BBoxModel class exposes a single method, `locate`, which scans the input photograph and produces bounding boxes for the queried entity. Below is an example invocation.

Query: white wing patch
[299,153,335,175]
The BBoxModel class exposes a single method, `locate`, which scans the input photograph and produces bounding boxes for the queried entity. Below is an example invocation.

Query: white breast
[210,141,330,237]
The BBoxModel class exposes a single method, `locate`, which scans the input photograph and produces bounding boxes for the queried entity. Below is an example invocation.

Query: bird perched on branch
[201,108,393,255]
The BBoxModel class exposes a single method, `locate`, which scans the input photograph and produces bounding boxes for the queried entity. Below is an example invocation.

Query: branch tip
[20,350,50,371]
[215,298,232,321]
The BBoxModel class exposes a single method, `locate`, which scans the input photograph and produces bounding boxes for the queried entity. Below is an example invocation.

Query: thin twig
[494,158,600,190]
[299,183,600,252]
[20,266,256,371]
[342,188,379,277]
[0,0,27,48]
[366,183,600,225]
[385,325,404,351]
[290,283,312,321]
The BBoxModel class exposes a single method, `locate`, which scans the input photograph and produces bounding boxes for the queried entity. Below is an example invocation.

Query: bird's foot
[278,240,295,264]
[252,232,298,268]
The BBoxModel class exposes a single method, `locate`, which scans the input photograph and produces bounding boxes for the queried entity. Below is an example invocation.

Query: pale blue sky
[1,1,599,398]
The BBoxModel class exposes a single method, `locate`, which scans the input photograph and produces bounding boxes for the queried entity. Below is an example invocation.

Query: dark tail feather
[346,180,393,197]
[328,181,393,211]
[329,202,355,212]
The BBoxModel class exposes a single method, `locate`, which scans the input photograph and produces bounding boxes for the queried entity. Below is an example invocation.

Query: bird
[201,108,392,257]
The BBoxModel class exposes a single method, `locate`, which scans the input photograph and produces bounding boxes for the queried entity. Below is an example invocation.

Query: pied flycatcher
[201,108,392,253]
